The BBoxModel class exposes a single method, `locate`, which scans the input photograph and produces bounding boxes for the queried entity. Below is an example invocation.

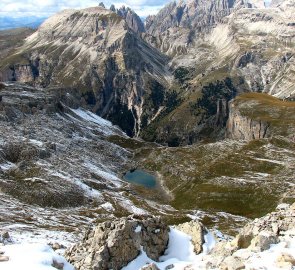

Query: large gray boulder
[65,215,169,270]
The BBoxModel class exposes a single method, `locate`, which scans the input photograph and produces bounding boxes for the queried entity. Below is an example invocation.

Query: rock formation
[116,6,145,33]
[226,100,270,140]
[63,204,295,269]
[0,0,294,144]
[204,203,295,269]
[176,220,206,254]
[65,215,169,270]
[0,6,170,137]
[226,92,295,140]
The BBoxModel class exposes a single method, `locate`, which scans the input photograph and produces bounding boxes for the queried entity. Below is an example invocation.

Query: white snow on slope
[122,228,215,270]
[1,244,74,270]
[239,230,295,270]
[69,108,119,136]
[50,171,102,199]
[123,228,295,270]
[83,161,123,188]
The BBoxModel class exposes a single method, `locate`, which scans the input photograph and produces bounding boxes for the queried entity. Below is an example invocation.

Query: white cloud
[0,0,275,19]
[0,0,169,18]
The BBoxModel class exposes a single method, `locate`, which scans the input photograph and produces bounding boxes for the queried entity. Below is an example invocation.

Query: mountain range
[0,16,46,30]
[0,1,294,269]
[0,0,294,145]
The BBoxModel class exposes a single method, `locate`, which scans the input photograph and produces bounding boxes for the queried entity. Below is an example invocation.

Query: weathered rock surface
[175,220,206,254]
[0,6,170,137]
[276,252,295,268]
[205,203,295,269]
[219,256,245,270]
[141,263,161,270]
[65,216,169,270]
[226,99,270,140]
[116,5,145,33]
[0,255,9,262]
[226,93,295,140]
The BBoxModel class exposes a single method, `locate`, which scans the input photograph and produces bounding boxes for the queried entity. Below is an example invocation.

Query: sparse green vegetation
[136,135,295,224]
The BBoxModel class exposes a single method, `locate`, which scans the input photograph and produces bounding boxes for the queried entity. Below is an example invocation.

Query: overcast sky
[0,0,169,18]
[0,0,272,18]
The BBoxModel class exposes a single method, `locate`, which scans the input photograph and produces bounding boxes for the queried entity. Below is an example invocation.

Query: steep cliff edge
[226,93,295,140]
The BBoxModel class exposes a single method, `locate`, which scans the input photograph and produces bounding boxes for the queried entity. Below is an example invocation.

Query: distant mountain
[0,16,47,30]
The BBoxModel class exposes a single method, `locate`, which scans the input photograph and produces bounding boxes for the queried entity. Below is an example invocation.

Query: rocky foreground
[0,203,288,270]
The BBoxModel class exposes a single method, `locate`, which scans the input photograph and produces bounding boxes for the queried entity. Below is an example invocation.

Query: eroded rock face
[64,216,169,270]
[226,100,270,140]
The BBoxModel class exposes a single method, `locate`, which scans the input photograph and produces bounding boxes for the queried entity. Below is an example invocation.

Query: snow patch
[122,227,214,270]
[69,108,116,136]
[0,162,16,171]
[50,171,101,199]
[28,139,44,147]
[1,244,74,270]
[100,202,115,212]
[83,162,122,188]
[135,226,142,233]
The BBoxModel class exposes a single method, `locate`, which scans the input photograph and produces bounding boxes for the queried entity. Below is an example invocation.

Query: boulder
[0,256,9,262]
[231,233,253,250]
[141,263,160,270]
[175,220,205,254]
[249,231,278,252]
[276,253,295,268]
[0,231,10,244]
[65,216,169,270]
[220,256,245,270]
[52,259,64,270]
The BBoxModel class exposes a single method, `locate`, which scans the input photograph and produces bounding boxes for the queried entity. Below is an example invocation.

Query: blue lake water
[123,169,157,188]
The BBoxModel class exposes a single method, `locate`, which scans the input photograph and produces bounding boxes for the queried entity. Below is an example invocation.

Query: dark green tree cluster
[108,99,135,137]
[192,77,236,117]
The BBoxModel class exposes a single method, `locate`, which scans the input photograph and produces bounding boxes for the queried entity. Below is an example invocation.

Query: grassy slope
[135,93,295,231]
[136,136,294,230]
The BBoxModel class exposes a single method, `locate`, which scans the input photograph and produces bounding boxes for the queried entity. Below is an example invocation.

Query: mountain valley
[0,0,294,269]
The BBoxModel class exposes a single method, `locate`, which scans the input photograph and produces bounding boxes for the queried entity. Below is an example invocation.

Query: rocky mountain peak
[109,4,145,33]
[145,0,240,35]
[98,2,105,8]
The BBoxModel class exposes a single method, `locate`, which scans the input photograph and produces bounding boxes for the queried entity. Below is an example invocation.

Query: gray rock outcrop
[226,100,270,140]
[175,220,206,254]
[205,203,295,269]
[65,216,169,270]
[116,6,145,33]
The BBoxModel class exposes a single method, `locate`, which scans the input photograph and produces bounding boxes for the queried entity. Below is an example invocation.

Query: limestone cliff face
[144,0,295,99]
[144,0,238,55]
[226,100,270,140]
[0,6,170,136]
